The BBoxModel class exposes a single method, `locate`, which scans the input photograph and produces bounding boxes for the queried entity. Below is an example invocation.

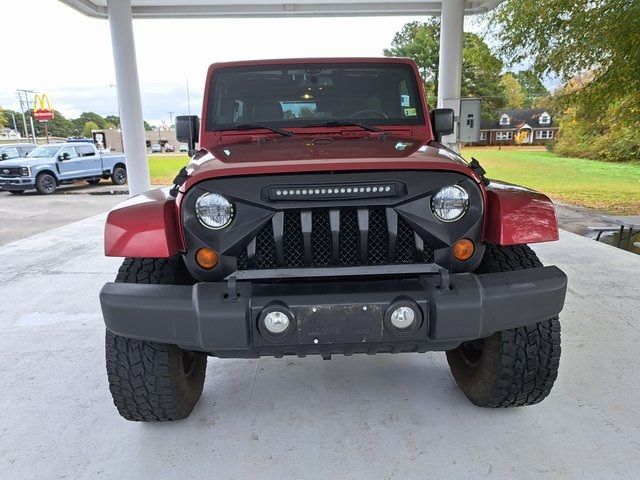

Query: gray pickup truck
[0,142,127,194]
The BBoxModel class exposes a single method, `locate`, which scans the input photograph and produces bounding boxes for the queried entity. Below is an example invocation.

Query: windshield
[207,63,424,131]
[28,145,61,158]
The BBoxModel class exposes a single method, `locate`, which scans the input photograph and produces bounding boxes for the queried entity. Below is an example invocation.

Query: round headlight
[431,185,469,222]
[195,193,234,229]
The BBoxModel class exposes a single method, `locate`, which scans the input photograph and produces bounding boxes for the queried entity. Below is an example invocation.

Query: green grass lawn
[148,148,640,214]
[462,146,640,214]
[148,154,189,185]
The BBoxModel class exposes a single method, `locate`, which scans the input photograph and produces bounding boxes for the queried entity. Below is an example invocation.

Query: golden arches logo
[33,94,52,112]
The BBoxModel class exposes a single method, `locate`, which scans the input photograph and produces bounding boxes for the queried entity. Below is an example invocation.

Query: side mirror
[430,108,455,142]
[58,152,71,161]
[176,115,200,156]
[0,153,8,160]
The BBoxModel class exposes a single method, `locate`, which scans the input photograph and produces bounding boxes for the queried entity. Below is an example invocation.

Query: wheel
[105,257,206,422]
[111,165,127,185]
[446,244,561,407]
[35,173,57,194]
[8,190,25,194]
[87,179,101,185]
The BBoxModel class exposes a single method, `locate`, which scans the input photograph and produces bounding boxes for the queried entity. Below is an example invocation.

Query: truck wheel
[35,173,57,194]
[446,244,561,407]
[87,179,101,185]
[111,166,127,185]
[105,257,206,421]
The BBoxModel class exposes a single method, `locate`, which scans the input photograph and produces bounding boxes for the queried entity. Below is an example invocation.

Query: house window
[539,112,551,125]
[479,131,487,141]
[496,131,513,141]
[536,130,554,139]
[499,114,510,126]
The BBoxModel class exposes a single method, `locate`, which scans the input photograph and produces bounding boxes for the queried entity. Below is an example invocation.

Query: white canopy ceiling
[59,0,503,18]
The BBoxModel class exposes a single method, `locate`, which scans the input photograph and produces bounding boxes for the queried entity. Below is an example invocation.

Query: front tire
[35,173,57,194]
[105,257,207,421]
[446,244,561,407]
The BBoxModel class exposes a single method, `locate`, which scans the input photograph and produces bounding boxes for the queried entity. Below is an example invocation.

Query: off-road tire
[111,166,127,185]
[87,179,101,185]
[106,257,206,421]
[35,172,57,194]
[446,244,561,407]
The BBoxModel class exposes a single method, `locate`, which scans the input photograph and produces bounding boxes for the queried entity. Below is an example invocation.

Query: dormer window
[499,113,510,126]
[539,112,551,125]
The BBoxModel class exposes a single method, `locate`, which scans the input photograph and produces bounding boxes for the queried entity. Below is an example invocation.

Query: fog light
[196,247,219,270]
[263,311,290,334]
[390,306,416,329]
[453,239,475,261]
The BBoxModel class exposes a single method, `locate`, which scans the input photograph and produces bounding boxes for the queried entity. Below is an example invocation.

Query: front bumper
[100,266,567,357]
[0,177,35,190]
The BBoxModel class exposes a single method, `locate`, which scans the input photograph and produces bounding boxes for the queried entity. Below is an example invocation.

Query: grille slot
[236,208,434,270]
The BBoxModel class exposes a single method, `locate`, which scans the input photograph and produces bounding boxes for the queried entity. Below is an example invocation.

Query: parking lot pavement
[0,183,128,246]
[0,214,639,479]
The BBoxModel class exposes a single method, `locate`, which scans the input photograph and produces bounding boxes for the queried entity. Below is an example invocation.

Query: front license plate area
[293,303,385,344]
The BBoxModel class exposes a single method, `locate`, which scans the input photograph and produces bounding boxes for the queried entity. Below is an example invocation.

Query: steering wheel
[349,109,389,119]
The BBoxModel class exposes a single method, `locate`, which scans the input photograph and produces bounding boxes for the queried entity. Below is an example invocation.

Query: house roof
[58,0,505,18]
[481,108,557,130]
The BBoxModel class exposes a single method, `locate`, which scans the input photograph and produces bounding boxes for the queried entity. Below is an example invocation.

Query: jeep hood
[182,135,480,191]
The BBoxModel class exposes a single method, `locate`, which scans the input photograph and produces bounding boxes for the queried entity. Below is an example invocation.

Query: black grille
[236,208,434,270]
[0,167,24,178]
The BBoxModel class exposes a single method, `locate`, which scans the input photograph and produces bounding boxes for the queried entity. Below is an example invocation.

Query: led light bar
[268,183,398,201]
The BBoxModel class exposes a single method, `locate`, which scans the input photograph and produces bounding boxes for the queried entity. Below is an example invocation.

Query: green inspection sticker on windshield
[404,107,417,117]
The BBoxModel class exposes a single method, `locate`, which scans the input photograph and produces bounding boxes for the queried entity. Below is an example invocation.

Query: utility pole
[17,89,37,143]
[11,112,18,132]
[167,111,175,126]
[16,91,29,141]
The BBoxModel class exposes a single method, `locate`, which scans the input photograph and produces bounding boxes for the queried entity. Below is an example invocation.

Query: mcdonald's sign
[33,94,55,122]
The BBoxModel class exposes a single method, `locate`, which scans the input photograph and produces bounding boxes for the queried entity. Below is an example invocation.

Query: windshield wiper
[305,120,381,132]
[221,123,294,137]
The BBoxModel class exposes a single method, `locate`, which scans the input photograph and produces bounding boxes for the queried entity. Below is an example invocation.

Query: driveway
[0,183,128,246]
[0,216,639,479]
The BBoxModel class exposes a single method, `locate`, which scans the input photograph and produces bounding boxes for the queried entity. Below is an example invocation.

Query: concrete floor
[1,215,639,480]
[0,184,127,246]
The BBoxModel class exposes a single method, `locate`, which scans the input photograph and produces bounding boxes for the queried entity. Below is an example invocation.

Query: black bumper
[100,266,567,357]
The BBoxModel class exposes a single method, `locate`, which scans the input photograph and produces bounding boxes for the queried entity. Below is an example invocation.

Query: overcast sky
[1,0,483,126]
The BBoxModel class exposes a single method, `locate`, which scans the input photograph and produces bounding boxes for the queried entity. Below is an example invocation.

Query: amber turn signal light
[453,239,475,261]
[196,248,219,270]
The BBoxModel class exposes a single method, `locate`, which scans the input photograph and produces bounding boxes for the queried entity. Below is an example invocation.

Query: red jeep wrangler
[100,58,567,422]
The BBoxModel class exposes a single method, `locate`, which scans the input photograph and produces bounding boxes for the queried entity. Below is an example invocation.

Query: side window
[2,147,19,159]
[76,145,96,157]
[59,147,79,159]
[19,146,34,156]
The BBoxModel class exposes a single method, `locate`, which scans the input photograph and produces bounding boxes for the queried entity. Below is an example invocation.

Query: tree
[144,120,153,131]
[514,130,529,145]
[83,121,99,138]
[490,0,640,162]
[0,107,5,129]
[501,73,525,109]
[514,70,549,108]
[384,20,441,104]
[384,21,506,119]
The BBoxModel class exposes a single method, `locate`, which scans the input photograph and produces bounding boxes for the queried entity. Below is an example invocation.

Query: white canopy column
[436,0,465,152]
[106,0,150,195]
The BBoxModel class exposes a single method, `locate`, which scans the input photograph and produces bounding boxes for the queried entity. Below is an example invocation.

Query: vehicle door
[74,144,102,176]
[56,146,83,179]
